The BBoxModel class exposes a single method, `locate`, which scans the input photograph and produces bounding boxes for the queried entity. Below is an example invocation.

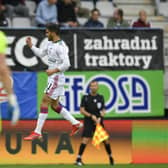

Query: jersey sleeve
[56,44,71,72]
[80,95,86,108]
[31,42,48,58]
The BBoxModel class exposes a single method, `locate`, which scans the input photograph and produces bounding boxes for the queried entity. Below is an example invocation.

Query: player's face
[45,29,53,41]
[90,82,99,94]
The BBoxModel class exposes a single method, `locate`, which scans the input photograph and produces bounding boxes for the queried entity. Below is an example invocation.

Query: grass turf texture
[0,165,167,168]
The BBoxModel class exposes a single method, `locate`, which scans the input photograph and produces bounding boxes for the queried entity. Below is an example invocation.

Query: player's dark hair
[46,23,60,35]
[89,80,98,86]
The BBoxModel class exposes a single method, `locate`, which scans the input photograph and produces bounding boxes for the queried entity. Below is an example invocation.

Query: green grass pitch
[0,164,168,168]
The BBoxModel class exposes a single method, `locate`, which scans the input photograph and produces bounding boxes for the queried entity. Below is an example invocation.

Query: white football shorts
[44,74,65,100]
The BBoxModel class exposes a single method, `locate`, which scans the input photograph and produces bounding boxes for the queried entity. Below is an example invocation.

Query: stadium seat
[81,1,94,10]
[78,17,88,26]
[158,2,168,17]
[113,0,152,4]
[96,1,114,17]
[117,4,155,16]
[151,21,168,30]
[25,1,36,16]
[12,17,32,28]
[99,17,108,27]
[125,15,165,22]
[6,18,12,27]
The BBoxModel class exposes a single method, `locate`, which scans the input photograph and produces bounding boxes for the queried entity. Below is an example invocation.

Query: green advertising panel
[38,71,164,118]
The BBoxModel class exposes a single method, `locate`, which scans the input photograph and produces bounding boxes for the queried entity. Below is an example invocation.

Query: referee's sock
[104,143,112,156]
[104,143,114,165]
[77,143,87,159]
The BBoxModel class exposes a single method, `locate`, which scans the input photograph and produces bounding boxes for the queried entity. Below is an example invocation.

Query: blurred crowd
[0,0,151,28]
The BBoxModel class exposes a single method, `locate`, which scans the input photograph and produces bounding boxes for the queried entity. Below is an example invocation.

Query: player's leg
[103,139,114,165]
[50,98,83,136]
[0,57,13,95]
[0,55,20,125]
[34,94,51,134]
[24,94,51,140]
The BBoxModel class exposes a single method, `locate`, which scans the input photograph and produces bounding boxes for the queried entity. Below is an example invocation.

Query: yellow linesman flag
[92,124,109,149]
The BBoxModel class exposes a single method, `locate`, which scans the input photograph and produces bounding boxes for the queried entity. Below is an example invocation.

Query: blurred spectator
[84,8,104,28]
[107,8,129,28]
[32,0,43,5]
[0,0,29,19]
[36,0,58,27]
[72,0,90,18]
[132,10,151,28]
[0,4,8,26]
[57,0,78,27]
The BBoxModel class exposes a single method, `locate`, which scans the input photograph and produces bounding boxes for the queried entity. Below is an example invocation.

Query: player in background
[24,23,83,140]
[0,31,20,125]
[75,80,114,166]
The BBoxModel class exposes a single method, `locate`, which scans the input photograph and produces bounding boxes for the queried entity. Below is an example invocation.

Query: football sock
[34,107,48,134]
[77,143,86,158]
[54,104,79,125]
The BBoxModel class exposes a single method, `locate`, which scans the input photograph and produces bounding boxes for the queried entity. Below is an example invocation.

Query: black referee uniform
[81,93,105,137]
[75,92,114,165]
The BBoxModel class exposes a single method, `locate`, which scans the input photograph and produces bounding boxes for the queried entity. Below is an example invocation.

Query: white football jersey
[31,39,71,74]
[31,40,71,96]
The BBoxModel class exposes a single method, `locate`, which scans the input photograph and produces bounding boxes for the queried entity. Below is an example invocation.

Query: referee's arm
[100,96,106,117]
[80,96,98,122]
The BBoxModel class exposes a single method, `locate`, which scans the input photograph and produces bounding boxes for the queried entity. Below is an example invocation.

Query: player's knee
[41,96,50,106]
[51,104,62,113]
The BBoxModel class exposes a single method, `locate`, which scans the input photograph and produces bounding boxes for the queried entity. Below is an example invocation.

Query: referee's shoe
[75,156,114,166]
[75,158,85,166]
[109,156,114,165]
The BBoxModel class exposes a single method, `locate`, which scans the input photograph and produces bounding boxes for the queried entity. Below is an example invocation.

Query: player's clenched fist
[26,37,33,48]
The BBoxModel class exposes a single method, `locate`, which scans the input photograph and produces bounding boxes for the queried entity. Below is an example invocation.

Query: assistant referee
[75,80,114,166]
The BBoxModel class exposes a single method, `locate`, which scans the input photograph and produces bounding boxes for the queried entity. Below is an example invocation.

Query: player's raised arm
[26,37,47,57]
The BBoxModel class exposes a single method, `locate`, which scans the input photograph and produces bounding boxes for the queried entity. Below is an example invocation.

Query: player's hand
[26,37,33,48]
[8,94,20,125]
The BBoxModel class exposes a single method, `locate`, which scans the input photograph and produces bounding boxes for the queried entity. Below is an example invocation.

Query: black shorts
[82,119,104,138]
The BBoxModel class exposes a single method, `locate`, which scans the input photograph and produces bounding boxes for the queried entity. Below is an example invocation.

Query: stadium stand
[96,1,114,17]
[12,17,32,28]
[6,17,12,27]
[81,1,94,10]
[78,17,87,26]
[25,0,36,16]
[156,0,168,17]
